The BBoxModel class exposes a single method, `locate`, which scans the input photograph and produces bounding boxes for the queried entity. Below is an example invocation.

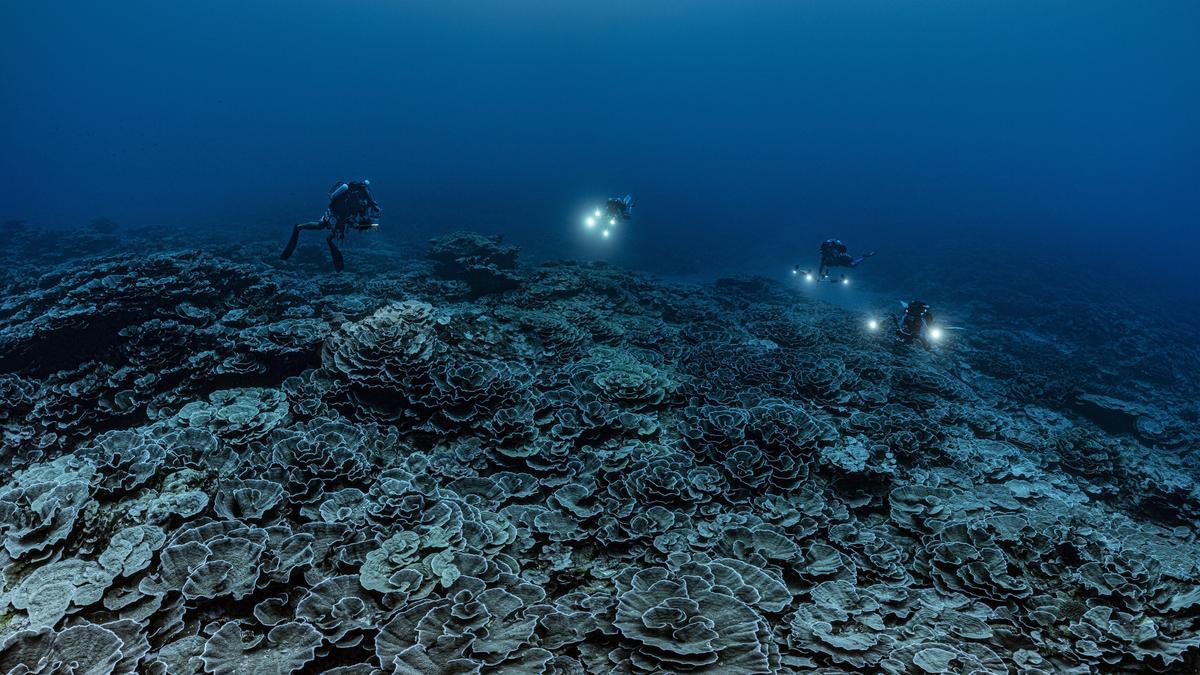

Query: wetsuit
[604,195,634,222]
[894,301,935,350]
[281,181,380,272]
[818,239,873,278]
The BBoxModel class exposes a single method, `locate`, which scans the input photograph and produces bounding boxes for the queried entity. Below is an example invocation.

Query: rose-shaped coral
[322,300,447,388]
[613,566,776,673]
[175,388,290,445]
[567,349,674,411]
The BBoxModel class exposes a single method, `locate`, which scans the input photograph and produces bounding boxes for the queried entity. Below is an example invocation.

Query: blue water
[4,4,1200,672]
[4,1,1199,297]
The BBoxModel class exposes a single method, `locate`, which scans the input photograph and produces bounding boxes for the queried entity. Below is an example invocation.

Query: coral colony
[0,227,1198,673]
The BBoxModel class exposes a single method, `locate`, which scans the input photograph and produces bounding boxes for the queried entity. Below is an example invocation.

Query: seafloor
[0,224,1198,674]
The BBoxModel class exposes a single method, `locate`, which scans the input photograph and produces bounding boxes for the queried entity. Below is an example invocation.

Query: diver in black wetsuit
[817,239,874,279]
[893,300,937,350]
[602,195,635,224]
[280,180,380,272]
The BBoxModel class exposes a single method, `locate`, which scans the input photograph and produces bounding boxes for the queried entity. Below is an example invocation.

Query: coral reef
[0,228,1198,673]
[427,231,521,297]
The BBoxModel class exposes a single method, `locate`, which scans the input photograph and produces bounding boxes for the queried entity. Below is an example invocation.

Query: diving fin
[328,240,345,272]
[281,226,301,260]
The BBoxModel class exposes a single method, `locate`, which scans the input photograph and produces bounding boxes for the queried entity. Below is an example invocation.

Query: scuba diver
[603,195,635,225]
[280,180,380,272]
[817,239,874,279]
[793,239,875,282]
[892,300,938,350]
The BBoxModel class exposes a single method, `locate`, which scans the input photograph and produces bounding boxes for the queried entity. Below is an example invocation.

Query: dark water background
[3,1,1198,308]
